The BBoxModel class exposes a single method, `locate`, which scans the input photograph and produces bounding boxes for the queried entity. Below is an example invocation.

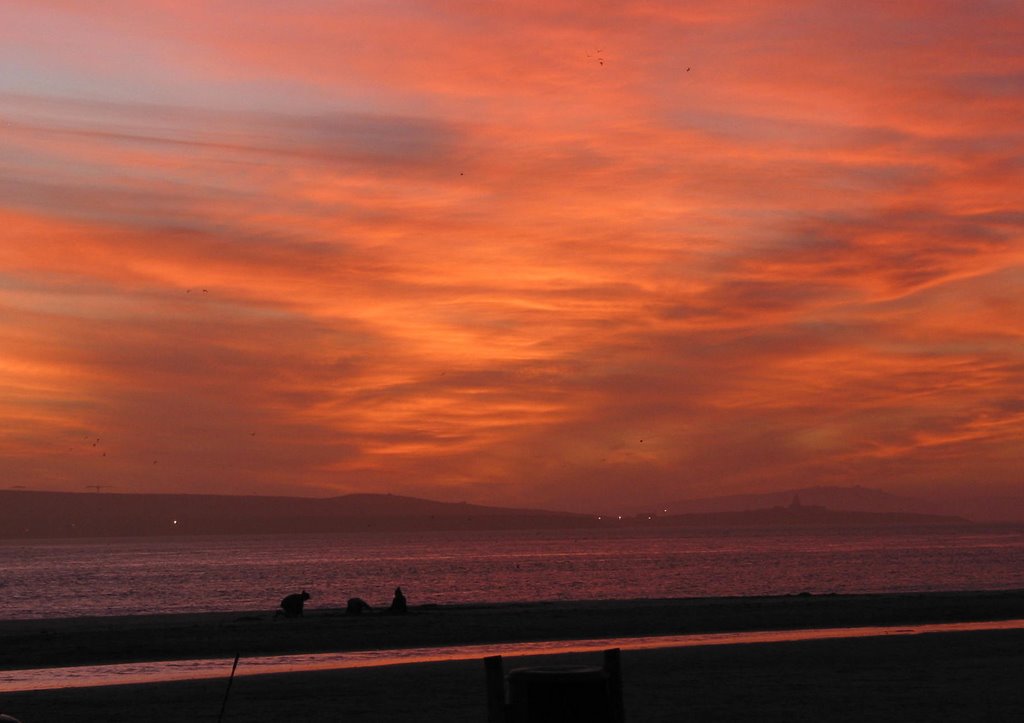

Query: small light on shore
[173,520,178,525]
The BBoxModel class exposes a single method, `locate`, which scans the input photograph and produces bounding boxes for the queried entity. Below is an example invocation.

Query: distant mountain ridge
[0,490,595,539]
[318,492,571,517]
[644,496,968,528]
[662,485,1024,523]
[0,488,982,540]
[664,486,932,515]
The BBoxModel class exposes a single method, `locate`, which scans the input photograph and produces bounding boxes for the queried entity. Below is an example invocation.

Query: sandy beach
[2,590,1023,721]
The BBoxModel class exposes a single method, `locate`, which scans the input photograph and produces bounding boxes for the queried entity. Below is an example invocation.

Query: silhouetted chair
[485,648,625,723]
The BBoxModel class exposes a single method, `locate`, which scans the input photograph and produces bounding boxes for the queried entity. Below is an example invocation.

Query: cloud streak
[1,1,1022,511]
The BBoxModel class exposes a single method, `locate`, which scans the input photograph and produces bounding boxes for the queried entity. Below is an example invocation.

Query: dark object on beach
[347,597,372,615]
[277,590,310,618]
[389,586,408,614]
[216,652,240,723]
[485,648,624,723]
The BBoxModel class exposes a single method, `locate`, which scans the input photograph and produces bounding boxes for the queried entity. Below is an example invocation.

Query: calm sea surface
[2,525,1023,620]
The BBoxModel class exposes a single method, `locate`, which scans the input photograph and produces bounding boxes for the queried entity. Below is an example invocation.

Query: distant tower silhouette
[789,494,803,510]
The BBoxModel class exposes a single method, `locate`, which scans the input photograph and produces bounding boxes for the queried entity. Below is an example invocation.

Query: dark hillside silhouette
[663,485,1024,523]
[0,490,596,539]
[0,489,974,540]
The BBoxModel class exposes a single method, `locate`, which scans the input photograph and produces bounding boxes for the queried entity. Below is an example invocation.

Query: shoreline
[3,588,1023,671]
[3,590,1023,721]
[5,617,1024,694]
[3,628,1023,722]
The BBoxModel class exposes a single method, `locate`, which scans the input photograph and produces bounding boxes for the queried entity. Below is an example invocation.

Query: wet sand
[2,590,1023,721]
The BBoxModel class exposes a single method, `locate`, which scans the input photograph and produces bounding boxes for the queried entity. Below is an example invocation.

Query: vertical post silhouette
[216,652,240,723]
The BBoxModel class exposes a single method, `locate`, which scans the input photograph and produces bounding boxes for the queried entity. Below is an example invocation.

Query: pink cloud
[1,1,1022,510]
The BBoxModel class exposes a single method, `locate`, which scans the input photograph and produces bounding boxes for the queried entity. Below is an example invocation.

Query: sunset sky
[1,1,1022,512]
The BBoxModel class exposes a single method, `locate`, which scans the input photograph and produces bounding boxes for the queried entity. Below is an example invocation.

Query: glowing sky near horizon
[1,1,1022,512]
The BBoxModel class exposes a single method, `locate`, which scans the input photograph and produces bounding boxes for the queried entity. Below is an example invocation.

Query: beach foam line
[3,618,1023,693]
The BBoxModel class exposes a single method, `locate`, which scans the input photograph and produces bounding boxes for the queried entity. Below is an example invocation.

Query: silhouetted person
[278,590,310,618]
[389,586,407,614]
[347,597,372,615]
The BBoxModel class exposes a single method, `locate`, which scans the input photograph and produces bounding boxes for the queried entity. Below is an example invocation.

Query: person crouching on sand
[276,590,310,618]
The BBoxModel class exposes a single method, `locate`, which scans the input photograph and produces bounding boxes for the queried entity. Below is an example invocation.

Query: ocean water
[2,525,1023,620]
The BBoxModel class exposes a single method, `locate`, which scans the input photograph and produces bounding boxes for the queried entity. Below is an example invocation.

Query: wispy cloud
[1,0,1022,510]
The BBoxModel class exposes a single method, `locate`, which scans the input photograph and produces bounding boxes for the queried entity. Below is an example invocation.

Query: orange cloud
[1,1,1022,511]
